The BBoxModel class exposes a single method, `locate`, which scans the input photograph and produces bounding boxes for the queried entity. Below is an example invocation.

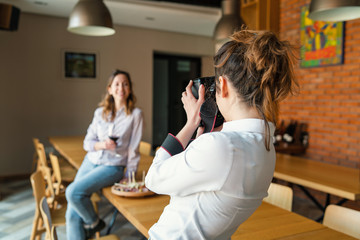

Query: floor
[0,179,322,240]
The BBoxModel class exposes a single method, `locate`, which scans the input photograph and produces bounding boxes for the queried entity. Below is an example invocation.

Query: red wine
[109,136,119,142]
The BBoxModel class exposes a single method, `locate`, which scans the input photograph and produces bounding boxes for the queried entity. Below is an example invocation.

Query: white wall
[0,13,215,176]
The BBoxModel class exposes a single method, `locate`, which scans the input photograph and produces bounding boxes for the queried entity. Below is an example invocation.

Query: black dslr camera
[191,76,224,133]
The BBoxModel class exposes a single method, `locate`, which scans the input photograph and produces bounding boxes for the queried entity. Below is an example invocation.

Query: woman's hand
[175,80,205,147]
[94,139,116,150]
[181,80,205,129]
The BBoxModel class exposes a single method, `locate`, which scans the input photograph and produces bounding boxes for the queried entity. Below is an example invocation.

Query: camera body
[191,76,224,133]
[191,76,216,100]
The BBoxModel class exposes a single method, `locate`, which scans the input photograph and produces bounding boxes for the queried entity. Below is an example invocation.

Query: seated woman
[65,70,143,239]
[145,29,298,239]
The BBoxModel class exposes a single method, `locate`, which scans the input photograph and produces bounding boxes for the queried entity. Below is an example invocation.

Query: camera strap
[200,98,224,133]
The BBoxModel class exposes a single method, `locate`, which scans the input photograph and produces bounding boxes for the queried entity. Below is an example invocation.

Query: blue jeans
[65,157,124,240]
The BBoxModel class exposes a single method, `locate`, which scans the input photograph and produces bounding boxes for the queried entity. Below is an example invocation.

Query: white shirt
[83,107,143,174]
[145,119,276,240]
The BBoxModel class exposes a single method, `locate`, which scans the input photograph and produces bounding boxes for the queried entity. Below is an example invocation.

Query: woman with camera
[145,29,298,239]
[65,70,143,239]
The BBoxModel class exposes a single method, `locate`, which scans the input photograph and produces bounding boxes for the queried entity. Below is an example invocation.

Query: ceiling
[0,0,222,37]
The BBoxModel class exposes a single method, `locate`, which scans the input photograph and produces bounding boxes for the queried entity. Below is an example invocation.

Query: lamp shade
[214,0,245,52]
[308,0,360,22]
[68,0,115,36]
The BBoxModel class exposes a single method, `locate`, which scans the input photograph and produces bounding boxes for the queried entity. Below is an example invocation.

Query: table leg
[106,208,118,234]
[297,185,325,212]
[296,185,349,222]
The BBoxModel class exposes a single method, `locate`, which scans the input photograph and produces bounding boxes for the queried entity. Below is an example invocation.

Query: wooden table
[275,153,360,220]
[103,187,355,239]
[49,136,357,239]
[49,135,86,169]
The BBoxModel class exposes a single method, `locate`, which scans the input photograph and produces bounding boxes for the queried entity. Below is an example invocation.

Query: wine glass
[108,123,121,157]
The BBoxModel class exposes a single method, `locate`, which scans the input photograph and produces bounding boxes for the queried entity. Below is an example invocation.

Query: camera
[191,76,224,133]
[191,76,216,100]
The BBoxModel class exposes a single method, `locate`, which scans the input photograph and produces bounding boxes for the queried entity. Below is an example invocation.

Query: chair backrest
[33,138,40,149]
[40,197,52,234]
[30,171,46,209]
[49,153,62,195]
[38,165,57,205]
[32,138,40,172]
[323,204,360,239]
[135,154,153,181]
[139,141,151,156]
[40,196,59,240]
[263,183,293,211]
[37,142,48,168]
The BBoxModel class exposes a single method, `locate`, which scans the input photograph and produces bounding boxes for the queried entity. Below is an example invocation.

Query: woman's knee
[65,182,75,201]
[65,182,84,204]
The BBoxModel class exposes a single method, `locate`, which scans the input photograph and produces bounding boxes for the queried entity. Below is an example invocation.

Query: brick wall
[279,0,360,169]
[278,0,360,210]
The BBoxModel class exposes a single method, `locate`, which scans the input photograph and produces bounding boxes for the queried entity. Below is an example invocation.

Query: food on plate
[112,171,153,196]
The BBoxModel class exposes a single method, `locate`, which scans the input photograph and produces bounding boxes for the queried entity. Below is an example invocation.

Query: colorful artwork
[300,5,344,68]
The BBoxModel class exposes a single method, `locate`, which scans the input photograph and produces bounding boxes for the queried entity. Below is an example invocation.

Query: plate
[111,185,155,198]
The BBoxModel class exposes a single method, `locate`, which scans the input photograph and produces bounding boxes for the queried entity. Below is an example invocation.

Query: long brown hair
[99,69,137,121]
[214,29,299,150]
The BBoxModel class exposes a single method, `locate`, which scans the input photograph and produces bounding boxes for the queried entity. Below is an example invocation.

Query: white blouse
[145,119,276,240]
[83,107,143,175]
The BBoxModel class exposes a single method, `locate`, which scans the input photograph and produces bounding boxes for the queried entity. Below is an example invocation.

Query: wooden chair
[40,196,120,240]
[38,165,67,208]
[35,140,76,183]
[263,182,293,211]
[49,152,101,219]
[49,152,77,194]
[32,138,41,172]
[36,142,49,169]
[139,141,152,156]
[135,154,153,181]
[323,204,360,239]
[30,171,66,240]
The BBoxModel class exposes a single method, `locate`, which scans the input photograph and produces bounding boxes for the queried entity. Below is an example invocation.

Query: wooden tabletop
[49,135,86,169]
[49,135,357,239]
[275,153,360,201]
[103,187,356,240]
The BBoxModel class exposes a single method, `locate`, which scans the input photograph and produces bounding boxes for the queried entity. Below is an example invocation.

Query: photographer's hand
[176,80,205,147]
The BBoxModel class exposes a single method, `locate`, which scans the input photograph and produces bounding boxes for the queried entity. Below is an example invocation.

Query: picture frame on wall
[62,49,99,80]
[300,5,344,68]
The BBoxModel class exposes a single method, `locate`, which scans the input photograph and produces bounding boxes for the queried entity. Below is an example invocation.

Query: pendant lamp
[68,0,115,36]
[308,0,360,22]
[213,0,245,52]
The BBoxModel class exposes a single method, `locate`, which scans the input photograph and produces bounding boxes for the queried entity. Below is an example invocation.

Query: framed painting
[62,49,98,80]
[300,5,344,68]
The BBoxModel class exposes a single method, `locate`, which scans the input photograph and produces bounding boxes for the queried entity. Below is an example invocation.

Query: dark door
[153,53,201,148]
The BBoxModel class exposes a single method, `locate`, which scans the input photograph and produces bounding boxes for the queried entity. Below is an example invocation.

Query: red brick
[279,0,360,173]
[331,130,349,137]
[339,125,358,131]
[333,71,351,77]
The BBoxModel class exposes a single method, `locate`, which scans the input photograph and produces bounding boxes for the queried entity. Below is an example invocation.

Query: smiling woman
[65,69,144,240]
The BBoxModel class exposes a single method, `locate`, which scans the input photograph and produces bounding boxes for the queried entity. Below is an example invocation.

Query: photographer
[145,29,298,239]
